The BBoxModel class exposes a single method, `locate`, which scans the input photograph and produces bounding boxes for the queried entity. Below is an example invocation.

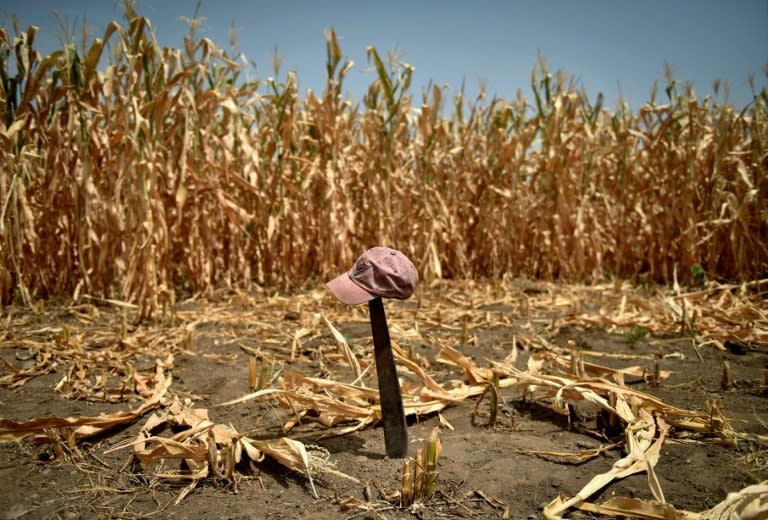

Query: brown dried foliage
[1,280,766,516]
[1,10,767,318]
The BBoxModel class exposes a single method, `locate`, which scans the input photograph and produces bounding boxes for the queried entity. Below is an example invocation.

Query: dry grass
[1,7,767,319]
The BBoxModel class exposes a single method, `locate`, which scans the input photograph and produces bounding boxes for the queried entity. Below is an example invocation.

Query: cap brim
[326,273,376,305]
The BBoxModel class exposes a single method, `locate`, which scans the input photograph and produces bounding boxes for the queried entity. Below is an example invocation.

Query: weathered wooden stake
[368,296,408,458]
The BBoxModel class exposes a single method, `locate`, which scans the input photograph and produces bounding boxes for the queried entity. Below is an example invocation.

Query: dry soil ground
[1,280,766,519]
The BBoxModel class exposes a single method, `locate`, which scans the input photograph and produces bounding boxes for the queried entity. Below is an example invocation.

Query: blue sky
[3,0,767,110]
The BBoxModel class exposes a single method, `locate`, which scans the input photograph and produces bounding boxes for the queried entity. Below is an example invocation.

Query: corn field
[1,9,766,318]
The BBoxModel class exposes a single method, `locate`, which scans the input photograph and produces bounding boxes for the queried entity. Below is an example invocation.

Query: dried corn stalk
[106,397,356,503]
[0,366,170,444]
[573,479,768,519]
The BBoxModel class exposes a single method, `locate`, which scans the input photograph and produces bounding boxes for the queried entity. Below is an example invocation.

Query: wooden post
[368,296,408,458]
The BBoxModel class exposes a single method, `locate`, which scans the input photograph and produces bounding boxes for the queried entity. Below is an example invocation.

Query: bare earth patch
[1,279,766,519]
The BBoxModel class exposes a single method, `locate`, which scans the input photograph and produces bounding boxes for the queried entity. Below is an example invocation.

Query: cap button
[390,251,397,255]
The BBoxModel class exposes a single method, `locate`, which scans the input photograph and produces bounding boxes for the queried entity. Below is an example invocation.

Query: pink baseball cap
[326,247,419,305]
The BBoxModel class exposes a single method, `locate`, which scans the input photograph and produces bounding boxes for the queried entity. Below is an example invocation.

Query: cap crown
[350,247,418,300]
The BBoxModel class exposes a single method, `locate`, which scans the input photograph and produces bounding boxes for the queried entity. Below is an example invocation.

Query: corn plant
[1,6,766,317]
